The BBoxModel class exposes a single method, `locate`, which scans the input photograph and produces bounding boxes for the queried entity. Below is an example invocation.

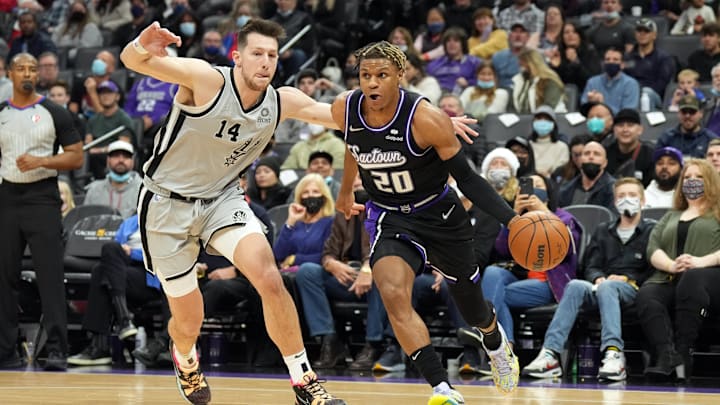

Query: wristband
[133,38,149,55]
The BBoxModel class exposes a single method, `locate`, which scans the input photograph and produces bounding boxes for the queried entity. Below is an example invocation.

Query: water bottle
[135,326,146,350]
[640,92,651,112]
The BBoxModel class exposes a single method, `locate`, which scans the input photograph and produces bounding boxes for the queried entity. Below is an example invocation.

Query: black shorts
[365,192,479,283]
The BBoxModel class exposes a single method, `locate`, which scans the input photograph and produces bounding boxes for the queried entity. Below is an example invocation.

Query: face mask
[511,40,525,48]
[581,162,602,179]
[131,5,144,18]
[397,44,408,52]
[354,189,370,204]
[587,117,605,134]
[91,59,107,76]
[173,4,186,15]
[615,196,641,218]
[655,171,680,191]
[108,170,131,183]
[533,120,554,136]
[179,22,196,37]
[711,88,720,97]
[428,22,445,34]
[603,62,621,77]
[477,80,494,89]
[301,196,325,214]
[204,45,220,56]
[606,11,620,20]
[487,168,511,189]
[277,9,293,17]
[682,178,705,200]
[534,188,549,203]
[69,11,85,22]
[236,15,250,28]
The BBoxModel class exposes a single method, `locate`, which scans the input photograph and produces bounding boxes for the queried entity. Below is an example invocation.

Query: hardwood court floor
[2,371,720,405]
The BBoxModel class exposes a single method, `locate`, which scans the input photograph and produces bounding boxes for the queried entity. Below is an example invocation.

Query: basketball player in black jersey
[331,42,522,403]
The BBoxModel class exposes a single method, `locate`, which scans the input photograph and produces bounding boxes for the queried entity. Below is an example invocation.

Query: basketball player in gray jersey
[120,20,347,405]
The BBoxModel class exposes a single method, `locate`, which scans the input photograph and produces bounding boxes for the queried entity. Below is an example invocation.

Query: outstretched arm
[120,22,222,97]
[413,101,517,226]
[278,86,340,129]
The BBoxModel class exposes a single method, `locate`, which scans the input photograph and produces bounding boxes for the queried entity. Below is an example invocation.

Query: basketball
[508,211,571,272]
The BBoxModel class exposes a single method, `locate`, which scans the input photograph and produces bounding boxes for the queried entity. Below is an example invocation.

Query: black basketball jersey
[344,88,448,207]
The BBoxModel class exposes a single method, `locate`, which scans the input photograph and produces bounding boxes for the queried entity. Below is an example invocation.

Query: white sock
[433,381,451,393]
[173,345,198,371]
[283,349,311,384]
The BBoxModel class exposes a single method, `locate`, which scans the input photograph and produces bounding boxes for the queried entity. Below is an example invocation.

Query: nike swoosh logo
[441,204,455,220]
[349,125,364,132]
[411,350,421,361]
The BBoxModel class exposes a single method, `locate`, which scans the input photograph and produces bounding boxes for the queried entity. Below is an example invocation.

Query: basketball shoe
[428,382,464,405]
[170,342,210,405]
[460,324,519,393]
[292,371,347,405]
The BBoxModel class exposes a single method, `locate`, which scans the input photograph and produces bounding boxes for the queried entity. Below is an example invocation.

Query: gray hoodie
[83,171,142,218]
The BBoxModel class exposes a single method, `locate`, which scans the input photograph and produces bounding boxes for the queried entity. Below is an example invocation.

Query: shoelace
[181,370,205,389]
[302,375,332,399]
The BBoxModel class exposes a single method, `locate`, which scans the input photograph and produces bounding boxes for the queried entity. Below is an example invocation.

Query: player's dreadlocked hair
[353,41,406,72]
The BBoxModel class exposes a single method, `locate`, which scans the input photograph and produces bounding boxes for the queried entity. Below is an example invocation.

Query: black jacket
[558,171,616,209]
[583,217,655,286]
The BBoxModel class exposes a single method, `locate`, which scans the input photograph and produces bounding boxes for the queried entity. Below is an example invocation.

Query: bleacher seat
[482,113,532,147]
[266,204,290,243]
[563,205,616,250]
[640,112,679,144]
[73,46,121,71]
[62,205,119,235]
[63,213,124,273]
[624,15,670,36]
[656,35,702,70]
[641,206,669,221]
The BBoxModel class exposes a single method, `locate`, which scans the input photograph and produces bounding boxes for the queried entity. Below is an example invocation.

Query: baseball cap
[534,105,557,122]
[510,20,528,31]
[107,140,134,155]
[678,94,700,111]
[613,108,641,125]
[308,150,333,166]
[652,146,683,166]
[97,80,119,93]
[635,18,657,32]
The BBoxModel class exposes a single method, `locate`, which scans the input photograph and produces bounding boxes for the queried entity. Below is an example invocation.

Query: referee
[0,53,83,370]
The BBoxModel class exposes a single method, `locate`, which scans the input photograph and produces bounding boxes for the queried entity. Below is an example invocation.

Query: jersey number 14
[370,170,415,194]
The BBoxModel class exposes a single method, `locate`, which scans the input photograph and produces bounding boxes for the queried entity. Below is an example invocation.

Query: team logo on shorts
[232,210,247,223]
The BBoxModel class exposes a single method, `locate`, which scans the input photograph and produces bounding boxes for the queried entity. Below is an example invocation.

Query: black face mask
[69,11,85,22]
[301,196,325,214]
[354,189,369,204]
[581,162,602,180]
[655,171,681,191]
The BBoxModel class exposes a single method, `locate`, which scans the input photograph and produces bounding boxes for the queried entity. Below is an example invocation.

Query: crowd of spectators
[3,0,720,382]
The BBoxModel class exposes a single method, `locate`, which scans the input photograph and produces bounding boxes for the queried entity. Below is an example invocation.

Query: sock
[409,344,448,387]
[284,349,311,384]
[480,326,501,351]
[173,345,198,371]
[606,346,620,353]
[432,381,454,393]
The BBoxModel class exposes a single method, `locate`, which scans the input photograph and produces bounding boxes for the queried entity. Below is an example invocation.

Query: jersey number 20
[370,170,415,194]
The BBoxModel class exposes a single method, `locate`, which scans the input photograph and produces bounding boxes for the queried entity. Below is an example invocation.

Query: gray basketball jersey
[143,67,279,199]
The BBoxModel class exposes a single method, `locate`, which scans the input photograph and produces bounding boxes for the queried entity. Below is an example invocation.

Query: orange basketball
[508,211,571,272]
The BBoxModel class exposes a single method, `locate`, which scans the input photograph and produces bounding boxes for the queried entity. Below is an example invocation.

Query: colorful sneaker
[292,371,347,404]
[372,343,406,372]
[170,342,211,405]
[598,350,626,381]
[428,382,464,405]
[480,324,519,393]
[522,348,562,378]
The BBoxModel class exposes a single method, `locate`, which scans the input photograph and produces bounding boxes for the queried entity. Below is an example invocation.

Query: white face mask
[487,168,511,189]
[615,197,641,218]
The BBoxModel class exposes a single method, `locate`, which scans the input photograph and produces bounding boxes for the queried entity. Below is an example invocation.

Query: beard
[241,68,271,92]
[655,171,680,191]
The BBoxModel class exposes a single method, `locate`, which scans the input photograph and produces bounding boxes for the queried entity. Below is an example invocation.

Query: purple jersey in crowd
[124,77,178,127]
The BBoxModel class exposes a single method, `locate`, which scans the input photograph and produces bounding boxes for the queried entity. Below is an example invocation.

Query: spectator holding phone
[669,69,706,112]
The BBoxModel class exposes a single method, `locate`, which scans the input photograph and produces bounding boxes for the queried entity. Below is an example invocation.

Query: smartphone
[519,177,534,196]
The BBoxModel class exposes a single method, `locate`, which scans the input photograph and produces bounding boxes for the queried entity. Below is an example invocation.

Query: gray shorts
[138,184,262,295]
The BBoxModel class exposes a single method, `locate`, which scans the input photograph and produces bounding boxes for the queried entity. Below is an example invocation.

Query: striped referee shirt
[0,97,80,183]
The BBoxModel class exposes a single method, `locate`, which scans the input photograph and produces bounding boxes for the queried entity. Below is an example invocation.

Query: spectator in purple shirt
[426,27,482,94]
[123,76,178,157]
